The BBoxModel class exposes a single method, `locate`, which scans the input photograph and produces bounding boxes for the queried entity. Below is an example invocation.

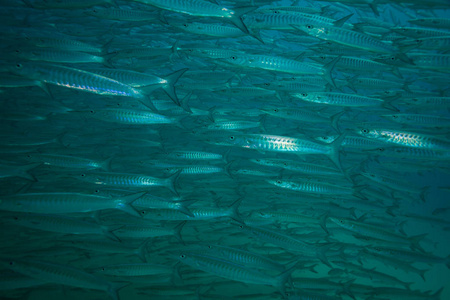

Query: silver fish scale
[11,63,143,98]
[2,1,449,299]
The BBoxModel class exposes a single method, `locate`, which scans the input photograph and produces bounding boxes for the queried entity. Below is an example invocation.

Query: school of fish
[0,0,449,299]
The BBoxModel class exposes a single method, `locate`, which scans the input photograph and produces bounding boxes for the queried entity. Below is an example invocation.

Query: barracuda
[75,170,181,196]
[175,251,296,294]
[357,128,450,151]
[221,53,339,87]
[219,133,345,172]
[132,0,254,35]
[7,62,144,98]
[5,259,126,300]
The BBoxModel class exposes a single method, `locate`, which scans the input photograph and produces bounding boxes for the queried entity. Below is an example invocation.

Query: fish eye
[14,49,20,53]
[263,83,270,86]
[390,57,396,61]
[361,129,369,133]
[179,254,185,258]
[302,93,307,97]
[13,216,18,220]
[90,110,95,113]
[276,180,282,184]
[101,267,105,271]
[392,115,398,118]
[80,174,86,177]
[16,63,22,68]
[378,148,385,152]
[182,24,188,27]
[339,219,344,223]
[273,10,280,14]
[306,25,313,29]
[231,56,237,60]
[273,108,278,112]
[229,136,235,140]
[239,225,244,229]
[9,261,14,265]
[92,9,97,13]
[207,245,212,249]
[322,136,328,140]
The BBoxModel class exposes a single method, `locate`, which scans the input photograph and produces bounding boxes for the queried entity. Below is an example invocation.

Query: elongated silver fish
[357,128,450,151]
[0,192,144,217]
[7,62,144,98]
[132,0,254,35]
[4,259,126,300]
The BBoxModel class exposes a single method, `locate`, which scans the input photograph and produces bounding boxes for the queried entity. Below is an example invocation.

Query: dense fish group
[1,0,450,299]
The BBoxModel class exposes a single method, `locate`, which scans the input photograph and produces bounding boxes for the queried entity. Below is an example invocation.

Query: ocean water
[0,1,449,300]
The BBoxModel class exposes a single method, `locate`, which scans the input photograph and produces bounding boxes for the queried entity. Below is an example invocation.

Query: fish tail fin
[161,68,188,106]
[382,97,400,112]
[173,221,187,244]
[36,81,54,99]
[431,287,444,300]
[116,192,145,217]
[228,197,243,222]
[179,92,192,113]
[100,156,114,172]
[222,148,232,164]
[419,186,431,202]
[229,6,256,35]
[275,261,298,296]
[101,57,114,68]
[330,110,346,133]
[165,169,182,196]
[135,238,151,262]
[138,96,158,112]
[224,160,234,178]
[176,199,197,217]
[327,131,346,173]
[403,281,414,290]
[107,282,130,300]
[13,163,41,181]
[322,55,340,88]
[102,225,122,242]
[418,268,427,281]
[249,29,264,44]
[369,3,379,16]
[317,246,332,268]
[171,262,183,286]
[319,213,329,234]
[408,233,427,253]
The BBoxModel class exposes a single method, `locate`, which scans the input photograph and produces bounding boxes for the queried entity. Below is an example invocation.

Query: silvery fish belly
[1,1,449,300]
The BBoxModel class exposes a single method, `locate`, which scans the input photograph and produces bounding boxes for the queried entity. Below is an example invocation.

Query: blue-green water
[0,1,449,300]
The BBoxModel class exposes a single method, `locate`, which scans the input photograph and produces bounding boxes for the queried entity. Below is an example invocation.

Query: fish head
[357,128,378,138]
[293,92,310,100]
[260,107,281,115]
[6,62,27,75]
[313,135,336,144]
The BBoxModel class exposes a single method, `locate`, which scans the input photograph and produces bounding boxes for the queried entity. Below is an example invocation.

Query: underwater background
[0,0,449,299]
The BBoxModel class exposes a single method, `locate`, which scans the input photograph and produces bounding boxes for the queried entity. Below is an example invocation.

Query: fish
[7,62,144,98]
[0,192,144,217]
[4,259,127,300]
[1,1,449,299]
